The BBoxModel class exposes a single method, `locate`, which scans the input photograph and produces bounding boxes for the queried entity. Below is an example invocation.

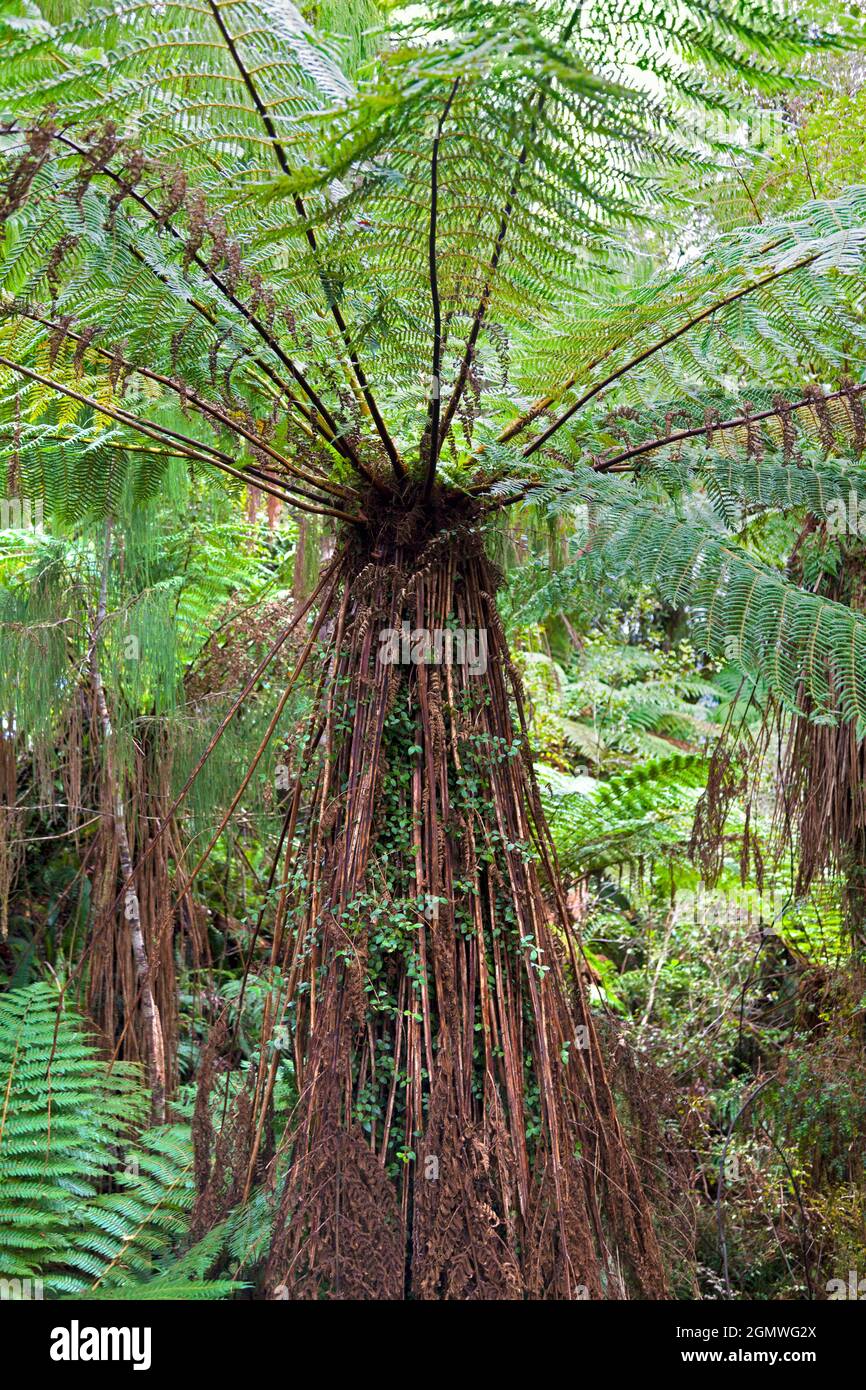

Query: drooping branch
[120,237,355,472]
[52,132,349,444]
[0,353,236,468]
[522,252,821,458]
[480,379,866,514]
[596,380,866,473]
[8,124,381,488]
[12,305,360,506]
[0,353,365,524]
[469,239,822,463]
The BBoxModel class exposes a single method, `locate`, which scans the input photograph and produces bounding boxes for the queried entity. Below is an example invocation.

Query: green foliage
[0,982,241,1298]
[0,0,860,500]
[540,752,707,873]
[0,981,146,1287]
[508,464,866,730]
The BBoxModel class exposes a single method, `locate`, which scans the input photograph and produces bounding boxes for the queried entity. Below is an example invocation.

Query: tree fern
[0,982,241,1298]
[3,0,866,1300]
[0,0,859,515]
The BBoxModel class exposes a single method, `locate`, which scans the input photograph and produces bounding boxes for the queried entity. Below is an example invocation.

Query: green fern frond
[540,752,707,873]
[0,983,240,1300]
[514,465,866,730]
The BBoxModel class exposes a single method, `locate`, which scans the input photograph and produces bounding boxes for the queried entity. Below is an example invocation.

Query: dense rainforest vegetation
[2,0,866,1304]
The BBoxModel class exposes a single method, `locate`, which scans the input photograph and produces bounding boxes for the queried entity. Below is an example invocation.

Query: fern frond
[0,983,239,1299]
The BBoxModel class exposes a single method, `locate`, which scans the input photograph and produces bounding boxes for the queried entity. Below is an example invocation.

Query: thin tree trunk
[637,907,677,1046]
[292,515,308,607]
[89,517,166,1124]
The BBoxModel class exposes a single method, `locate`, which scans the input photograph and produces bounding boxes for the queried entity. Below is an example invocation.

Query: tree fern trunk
[245,514,668,1299]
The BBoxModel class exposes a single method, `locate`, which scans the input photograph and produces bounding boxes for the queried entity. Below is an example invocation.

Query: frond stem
[523,252,820,457]
[423,76,460,501]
